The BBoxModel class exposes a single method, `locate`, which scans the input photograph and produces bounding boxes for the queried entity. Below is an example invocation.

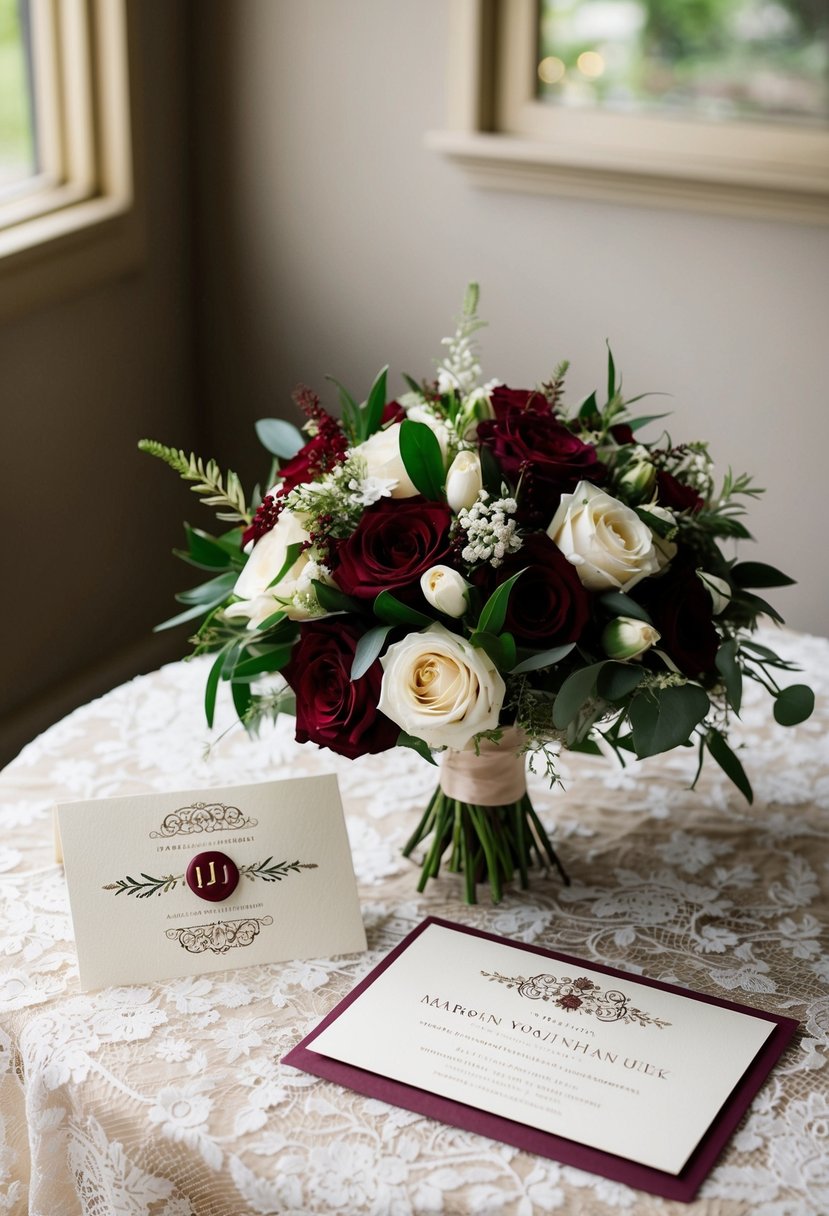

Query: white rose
[378,623,505,751]
[420,565,469,618]
[547,480,660,592]
[352,426,418,499]
[602,616,661,661]
[406,404,453,459]
[646,503,678,570]
[225,509,324,626]
[445,449,483,513]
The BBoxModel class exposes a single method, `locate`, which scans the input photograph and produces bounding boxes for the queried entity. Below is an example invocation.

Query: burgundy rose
[638,557,719,678]
[490,385,549,415]
[656,471,704,515]
[610,422,635,445]
[283,617,399,759]
[557,995,583,1010]
[334,497,453,601]
[481,533,591,648]
[478,399,604,524]
[381,400,406,425]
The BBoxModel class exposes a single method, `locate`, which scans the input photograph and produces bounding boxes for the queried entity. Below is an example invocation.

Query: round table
[1,627,827,1216]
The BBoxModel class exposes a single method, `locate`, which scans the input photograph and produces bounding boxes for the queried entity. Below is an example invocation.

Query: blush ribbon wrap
[438,727,527,806]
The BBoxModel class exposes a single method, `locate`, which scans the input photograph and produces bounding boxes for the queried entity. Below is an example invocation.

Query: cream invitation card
[57,776,367,990]
[285,918,796,1201]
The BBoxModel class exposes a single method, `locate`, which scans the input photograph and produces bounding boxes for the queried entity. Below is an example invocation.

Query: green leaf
[606,342,616,403]
[312,580,361,615]
[398,419,445,501]
[232,645,296,680]
[553,661,608,729]
[597,662,646,702]
[577,390,598,421]
[598,592,654,626]
[256,609,288,632]
[175,571,237,606]
[373,590,433,628]
[231,679,253,724]
[154,602,217,633]
[397,731,436,765]
[350,625,394,680]
[477,569,526,636]
[627,413,670,432]
[629,684,710,758]
[773,684,815,727]
[326,376,360,440]
[634,507,675,539]
[204,648,227,728]
[479,443,503,496]
[735,589,785,625]
[363,365,389,439]
[731,562,796,589]
[470,630,516,672]
[706,729,753,803]
[402,373,424,398]
[266,542,303,590]
[175,524,236,570]
[715,639,742,714]
[510,642,575,674]
[254,418,305,460]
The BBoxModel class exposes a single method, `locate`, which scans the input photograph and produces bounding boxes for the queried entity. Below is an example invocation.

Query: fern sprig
[138,440,252,525]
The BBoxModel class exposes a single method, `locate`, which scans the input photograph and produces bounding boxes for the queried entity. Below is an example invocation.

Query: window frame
[429,0,829,225]
[0,0,143,322]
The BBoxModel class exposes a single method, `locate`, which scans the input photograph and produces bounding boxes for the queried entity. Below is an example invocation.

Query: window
[0,0,141,321]
[430,0,829,223]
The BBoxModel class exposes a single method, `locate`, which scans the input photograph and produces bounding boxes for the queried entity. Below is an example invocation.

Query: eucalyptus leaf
[254,418,305,460]
[399,419,445,501]
[597,662,646,702]
[773,684,815,727]
[477,569,526,636]
[350,625,394,681]
[373,590,433,628]
[552,661,608,729]
[175,571,236,606]
[598,591,653,625]
[706,729,753,803]
[731,562,796,589]
[715,639,742,715]
[629,684,709,758]
[511,642,575,674]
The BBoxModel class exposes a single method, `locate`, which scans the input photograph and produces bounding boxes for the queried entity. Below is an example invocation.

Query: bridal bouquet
[140,286,813,903]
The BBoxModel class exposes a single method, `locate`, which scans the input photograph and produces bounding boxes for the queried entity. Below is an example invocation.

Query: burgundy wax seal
[185,851,240,902]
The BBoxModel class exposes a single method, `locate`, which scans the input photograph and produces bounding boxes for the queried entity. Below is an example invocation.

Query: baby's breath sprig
[456,489,523,569]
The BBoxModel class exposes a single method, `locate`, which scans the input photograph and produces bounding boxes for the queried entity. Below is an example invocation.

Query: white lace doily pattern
[0,626,827,1216]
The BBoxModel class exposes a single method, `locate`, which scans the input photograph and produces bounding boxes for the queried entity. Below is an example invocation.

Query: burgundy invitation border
[282,916,799,1203]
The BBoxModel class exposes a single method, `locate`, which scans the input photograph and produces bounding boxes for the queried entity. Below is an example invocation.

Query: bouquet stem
[402,734,569,904]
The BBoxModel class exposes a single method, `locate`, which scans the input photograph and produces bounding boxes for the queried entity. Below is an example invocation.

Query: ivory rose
[378,623,505,750]
[225,509,325,626]
[352,426,418,498]
[547,481,660,592]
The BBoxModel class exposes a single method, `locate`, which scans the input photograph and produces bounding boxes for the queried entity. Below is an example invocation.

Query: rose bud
[697,570,731,615]
[420,565,470,618]
[445,449,483,513]
[602,616,661,661]
[618,459,656,502]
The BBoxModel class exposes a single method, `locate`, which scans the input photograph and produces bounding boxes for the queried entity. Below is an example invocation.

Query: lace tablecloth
[1,627,827,1216]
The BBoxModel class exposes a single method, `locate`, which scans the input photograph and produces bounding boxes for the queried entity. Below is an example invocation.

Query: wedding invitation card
[284,918,797,1201]
[57,776,367,990]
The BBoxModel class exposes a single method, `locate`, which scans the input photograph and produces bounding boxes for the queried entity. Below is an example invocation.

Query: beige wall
[194,0,829,638]
[0,1,197,766]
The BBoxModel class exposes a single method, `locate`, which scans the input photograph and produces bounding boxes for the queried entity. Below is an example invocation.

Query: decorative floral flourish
[102,859,318,899]
[149,802,258,838]
[165,917,274,954]
[480,970,672,1028]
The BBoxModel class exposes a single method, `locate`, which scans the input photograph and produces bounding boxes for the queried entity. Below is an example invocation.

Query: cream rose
[352,425,418,499]
[225,509,325,626]
[547,481,660,592]
[420,565,469,618]
[378,623,505,750]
